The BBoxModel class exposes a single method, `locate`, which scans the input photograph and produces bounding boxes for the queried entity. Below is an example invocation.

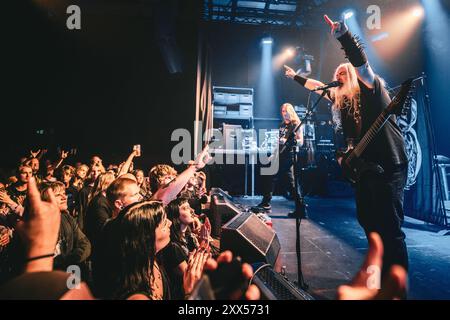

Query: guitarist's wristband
[294,75,307,87]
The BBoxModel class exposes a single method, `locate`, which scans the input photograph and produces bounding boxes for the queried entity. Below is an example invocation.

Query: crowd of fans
[0,147,407,300]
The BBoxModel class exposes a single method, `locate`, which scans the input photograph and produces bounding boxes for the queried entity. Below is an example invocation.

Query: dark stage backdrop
[404,84,447,227]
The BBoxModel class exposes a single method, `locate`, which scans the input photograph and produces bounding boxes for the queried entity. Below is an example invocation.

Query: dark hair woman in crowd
[95,201,209,300]
[166,197,201,257]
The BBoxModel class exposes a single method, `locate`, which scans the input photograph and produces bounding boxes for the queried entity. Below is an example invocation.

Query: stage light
[285,48,295,57]
[412,6,424,18]
[371,32,389,43]
[343,11,354,20]
[370,5,425,61]
[262,37,273,45]
[273,47,297,69]
[422,0,450,145]
[257,35,276,119]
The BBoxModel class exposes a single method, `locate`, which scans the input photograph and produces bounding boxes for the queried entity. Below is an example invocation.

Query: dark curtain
[404,82,447,227]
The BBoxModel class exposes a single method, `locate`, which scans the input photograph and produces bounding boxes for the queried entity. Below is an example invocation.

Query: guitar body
[337,148,384,185]
[336,78,414,185]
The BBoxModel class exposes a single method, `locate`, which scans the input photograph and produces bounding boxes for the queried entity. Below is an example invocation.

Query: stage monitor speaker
[251,265,315,300]
[220,212,280,266]
[210,187,233,201]
[209,194,241,238]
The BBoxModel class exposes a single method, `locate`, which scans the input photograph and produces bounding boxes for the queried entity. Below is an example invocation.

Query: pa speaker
[209,194,241,238]
[250,265,314,300]
[220,212,280,266]
[210,187,233,200]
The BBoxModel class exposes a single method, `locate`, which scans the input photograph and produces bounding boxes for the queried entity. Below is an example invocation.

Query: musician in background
[252,103,304,217]
[284,15,408,283]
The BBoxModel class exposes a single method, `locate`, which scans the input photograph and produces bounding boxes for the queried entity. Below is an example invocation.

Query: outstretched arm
[54,150,69,169]
[117,149,138,177]
[324,14,375,89]
[152,146,211,205]
[284,65,333,101]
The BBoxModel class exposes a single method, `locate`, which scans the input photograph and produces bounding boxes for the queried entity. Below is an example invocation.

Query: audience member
[40,182,91,273]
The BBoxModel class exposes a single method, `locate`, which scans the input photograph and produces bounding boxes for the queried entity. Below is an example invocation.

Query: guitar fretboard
[348,110,391,161]
[344,77,412,166]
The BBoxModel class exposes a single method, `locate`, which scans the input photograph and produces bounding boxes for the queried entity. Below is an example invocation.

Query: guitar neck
[353,110,391,157]
[346,77,412,161]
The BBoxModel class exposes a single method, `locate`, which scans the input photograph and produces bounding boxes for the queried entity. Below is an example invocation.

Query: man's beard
[336,82,352,97]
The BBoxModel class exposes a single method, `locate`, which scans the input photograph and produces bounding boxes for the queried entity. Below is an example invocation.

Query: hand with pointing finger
[324,14,348,38]
[284,65,297,79]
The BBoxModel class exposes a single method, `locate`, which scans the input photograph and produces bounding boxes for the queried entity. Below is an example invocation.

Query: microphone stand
[280,89,328,290]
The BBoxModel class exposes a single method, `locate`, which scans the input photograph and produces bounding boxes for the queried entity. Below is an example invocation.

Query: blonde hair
[331,63,360,111]
[89,172,116,203]
[76,164,89,174]
[149,164,178,192]
[40,181,66,202]
[281,103,300,125]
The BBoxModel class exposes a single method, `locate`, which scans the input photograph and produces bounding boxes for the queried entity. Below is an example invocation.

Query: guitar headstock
[387,78,414,116]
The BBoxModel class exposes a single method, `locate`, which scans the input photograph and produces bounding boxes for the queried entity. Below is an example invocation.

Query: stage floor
[234,195,450,300]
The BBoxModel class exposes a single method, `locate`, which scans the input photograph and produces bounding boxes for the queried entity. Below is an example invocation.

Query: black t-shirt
[84,194,112,251]
[53,212,91,271]
[6,184,27,206]
[76,185,93,231]
[338,76,407,170]
[279,122,296,144]
[279,122,298,156]
[157,242,187,300]
[66,185,79,216]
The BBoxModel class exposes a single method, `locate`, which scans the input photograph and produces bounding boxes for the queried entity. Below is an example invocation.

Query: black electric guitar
[337,78,413,184]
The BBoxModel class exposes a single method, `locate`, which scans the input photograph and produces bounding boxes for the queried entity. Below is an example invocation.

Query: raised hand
[60,150,69,159]
[0,190,18,209]
[132,145,141,157]
[15,177,61,263]
[336,232,408,300]
[184,248,211,295]
[30,150,41,158]
[203,251,260,300]
[191,215,202,234]
[198,222,210,247]
[324,14,348,38]
[0,226,10,248]
[284,65,297,79]
[194,145,212,170]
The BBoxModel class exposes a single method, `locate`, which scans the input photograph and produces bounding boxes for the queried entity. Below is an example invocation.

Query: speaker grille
[239,215,275,255]
[221,211,280,266]
[225,211,251,230]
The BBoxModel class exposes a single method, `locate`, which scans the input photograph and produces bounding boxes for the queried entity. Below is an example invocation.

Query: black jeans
[355,164,409,275]
[262,151,301,205]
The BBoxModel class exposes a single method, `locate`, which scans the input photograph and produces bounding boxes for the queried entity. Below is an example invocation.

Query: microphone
[312,81,342,91]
